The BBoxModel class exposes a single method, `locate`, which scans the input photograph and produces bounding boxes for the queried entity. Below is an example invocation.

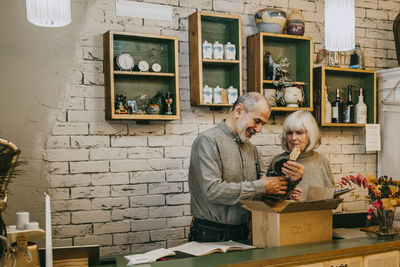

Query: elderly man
[188,92,304,242]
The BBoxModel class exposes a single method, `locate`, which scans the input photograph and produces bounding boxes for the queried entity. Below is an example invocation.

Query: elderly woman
[270,110,335,200]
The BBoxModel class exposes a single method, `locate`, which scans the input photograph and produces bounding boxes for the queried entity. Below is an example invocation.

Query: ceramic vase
[287,8,305,36]
[283,86,303,107]
[255,8,286,34]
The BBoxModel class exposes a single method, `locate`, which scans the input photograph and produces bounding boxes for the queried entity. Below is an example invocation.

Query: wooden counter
[93,235,400,267]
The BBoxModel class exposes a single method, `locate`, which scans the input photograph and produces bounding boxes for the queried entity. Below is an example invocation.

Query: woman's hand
[262,175,288,195]
[282,160,304,182]
[289,187,302,201]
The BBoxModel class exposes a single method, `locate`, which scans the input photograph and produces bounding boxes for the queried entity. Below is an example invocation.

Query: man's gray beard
[238,130,250,142]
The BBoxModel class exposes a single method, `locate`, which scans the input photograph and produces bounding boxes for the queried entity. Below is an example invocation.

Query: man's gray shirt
[188,120,266,225]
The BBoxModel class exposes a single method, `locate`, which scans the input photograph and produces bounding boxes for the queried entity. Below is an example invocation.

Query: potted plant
[272,56,304,107]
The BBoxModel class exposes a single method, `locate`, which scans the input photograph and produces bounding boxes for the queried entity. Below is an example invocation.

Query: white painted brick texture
[45,0,390,257]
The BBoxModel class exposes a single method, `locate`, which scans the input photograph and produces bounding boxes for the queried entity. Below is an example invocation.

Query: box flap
[241,198,343,213]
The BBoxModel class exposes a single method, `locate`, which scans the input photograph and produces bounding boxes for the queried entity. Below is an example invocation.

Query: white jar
[226,86,238,104]
[213,86,223,104]
[203,85,213,103]
[202,40,212,59]
[224,42,236,60]
[212,41,224,60]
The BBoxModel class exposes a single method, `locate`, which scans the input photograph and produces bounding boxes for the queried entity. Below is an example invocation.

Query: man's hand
[289,187,302,201]
[262,175,288,195]
[282,160,304,182]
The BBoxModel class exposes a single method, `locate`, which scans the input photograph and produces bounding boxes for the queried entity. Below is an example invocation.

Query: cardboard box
[241,198,343,248]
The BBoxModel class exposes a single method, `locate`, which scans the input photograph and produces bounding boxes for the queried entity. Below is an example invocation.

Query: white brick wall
[44,0,393,256]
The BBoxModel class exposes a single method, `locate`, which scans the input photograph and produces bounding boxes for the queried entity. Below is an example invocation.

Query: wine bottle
[324,86,332,123]
[331,88,344,123]
[344,85,355,123]
[355,88,367,124]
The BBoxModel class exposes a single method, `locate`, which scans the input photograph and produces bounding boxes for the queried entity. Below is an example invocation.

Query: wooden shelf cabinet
[313,66,376,127]
[103,31,180,120]
[247,32,313,112]
[189,11,243,106]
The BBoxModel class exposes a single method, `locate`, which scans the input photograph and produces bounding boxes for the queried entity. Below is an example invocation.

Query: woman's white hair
[281,110,321,152]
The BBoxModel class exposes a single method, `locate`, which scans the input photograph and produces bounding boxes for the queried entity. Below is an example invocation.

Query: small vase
[255,8,286,34]
[376,208,398,239]
[287,8,305,36]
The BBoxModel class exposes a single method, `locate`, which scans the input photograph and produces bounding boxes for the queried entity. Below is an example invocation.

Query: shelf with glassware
[103,31,180,120]
[313,66,376,127]
[189,11,242,107]
[247,32,313,112]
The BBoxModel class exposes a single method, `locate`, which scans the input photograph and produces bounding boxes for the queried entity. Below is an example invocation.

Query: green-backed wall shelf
[313,66,376,127]
[103,31,180,120]
[247,32,313,112]
[189,11,243,107]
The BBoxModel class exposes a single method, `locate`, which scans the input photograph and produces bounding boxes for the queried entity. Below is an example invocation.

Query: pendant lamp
[325,0,355,51]
[26,0,71,27]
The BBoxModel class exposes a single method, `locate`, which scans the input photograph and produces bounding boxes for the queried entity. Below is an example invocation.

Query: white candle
[16,211,29,230]
[45,193,53,267]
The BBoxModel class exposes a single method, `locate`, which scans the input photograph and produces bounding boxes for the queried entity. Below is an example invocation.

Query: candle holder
[165,92,173,115]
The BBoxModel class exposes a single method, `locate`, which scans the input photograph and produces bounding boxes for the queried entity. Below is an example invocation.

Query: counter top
[93,235,400,267]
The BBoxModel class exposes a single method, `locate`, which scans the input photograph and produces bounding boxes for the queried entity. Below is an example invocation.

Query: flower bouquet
[339,174,400,238]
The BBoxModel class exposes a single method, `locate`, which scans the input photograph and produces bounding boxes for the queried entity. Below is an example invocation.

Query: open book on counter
[124,240,255,265]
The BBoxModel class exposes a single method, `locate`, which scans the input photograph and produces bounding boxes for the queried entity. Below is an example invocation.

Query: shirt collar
[219,120,243,144]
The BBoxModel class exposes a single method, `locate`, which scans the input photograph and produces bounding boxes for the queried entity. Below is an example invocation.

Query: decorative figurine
[136,94,149,114]
[165,92,173,115]
[115,94,128,114]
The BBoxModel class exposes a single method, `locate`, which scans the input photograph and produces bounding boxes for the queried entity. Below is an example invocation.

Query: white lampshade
[325,0,355,51]
[26,0,71,27]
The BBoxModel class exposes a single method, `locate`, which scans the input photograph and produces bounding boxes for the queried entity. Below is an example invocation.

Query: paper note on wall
[366,124,381,151]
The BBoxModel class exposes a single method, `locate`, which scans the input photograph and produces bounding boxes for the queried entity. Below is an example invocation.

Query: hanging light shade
[26,0,71,27]
[325,0,355,51]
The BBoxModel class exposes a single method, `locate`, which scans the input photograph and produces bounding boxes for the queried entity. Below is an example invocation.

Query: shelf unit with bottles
[103,31,180,120]
[247,32,313,111]
[188,11,242,107]
[313,66,376,127]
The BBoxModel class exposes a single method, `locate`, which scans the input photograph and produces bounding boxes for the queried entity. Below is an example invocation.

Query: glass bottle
[344,85,355,123]
[331,88,344,123]
[350,43,365,69]
[324,86,332,123]
[355,88,367,124]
